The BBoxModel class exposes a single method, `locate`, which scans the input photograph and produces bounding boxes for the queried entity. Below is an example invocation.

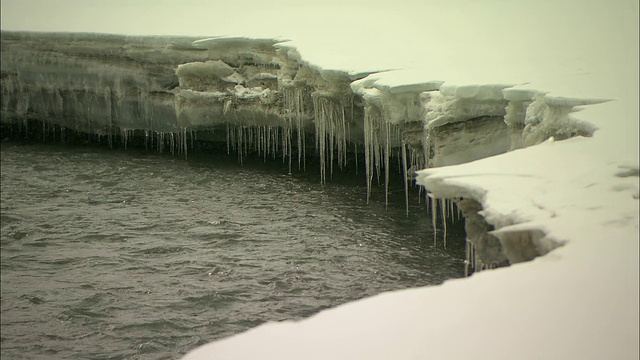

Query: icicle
[183,127,188,160]
[237,126,243,165]
[169,132,174,155]
[384,122,390,208]
[312,94,351,184]
[272,126,277,160]
[297,120,303,170]
[157,132,162,153]
[449,199,455,223]
[401,140,409,217]
[302,120,306,172]
[287,126,292,174]
[254,126,259,155]
[296,92,303,170]
[473,244,477,272]
[249,126,254,154]
[256,126,261,158]
[430,194,437,246]
[364,110,373,203]
[440,198,447,249]
[286,87,307,172]
[363,106,386,203]
[313,96,326,184]
[339,104,346,170]
[244,126,248,160]
[266,126,270,160]
[465,238,472,277]
[282,125,287,164]
[328,101,335,179]
[373,125,381,187]
[263,126,267,162]
[267,126,271,159]
[425,190,430,214]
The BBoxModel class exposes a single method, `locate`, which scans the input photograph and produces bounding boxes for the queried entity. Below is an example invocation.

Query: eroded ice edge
[1,28,637,359]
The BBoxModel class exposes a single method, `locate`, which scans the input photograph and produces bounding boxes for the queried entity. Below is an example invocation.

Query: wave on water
[0,143,466,359]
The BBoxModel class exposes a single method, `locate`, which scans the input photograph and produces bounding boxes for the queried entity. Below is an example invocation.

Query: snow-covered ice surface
[2,0,638,359]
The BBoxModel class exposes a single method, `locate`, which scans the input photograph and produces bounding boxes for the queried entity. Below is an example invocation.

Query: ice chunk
[176,60,235,79]
[439,83,513,101]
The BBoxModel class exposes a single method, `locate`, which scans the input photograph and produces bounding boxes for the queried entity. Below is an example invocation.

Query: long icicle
[183,127,188,160]
[287,125,292,174]
[465,238,471,277]
[441,198,447,249]
[431,194,437,246]
[384,122,390,209]
[364,110,372,203]
[401,140,409,217]
[328,100,335,179]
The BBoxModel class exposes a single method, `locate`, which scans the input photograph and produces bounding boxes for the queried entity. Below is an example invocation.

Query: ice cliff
[0,31,599,170]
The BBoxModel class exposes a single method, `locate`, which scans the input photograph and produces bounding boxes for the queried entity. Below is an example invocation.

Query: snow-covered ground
[2,0,637,358]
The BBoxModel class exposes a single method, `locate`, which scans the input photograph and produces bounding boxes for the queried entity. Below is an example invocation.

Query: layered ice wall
[1,32,371,176]
[0,32,205,134]
[1,32,601,162]
[0,31,609,270]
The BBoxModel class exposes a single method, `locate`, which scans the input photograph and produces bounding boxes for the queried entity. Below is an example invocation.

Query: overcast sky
[1,0,637,96]
[1,0,416,37]
[3,0,636,38]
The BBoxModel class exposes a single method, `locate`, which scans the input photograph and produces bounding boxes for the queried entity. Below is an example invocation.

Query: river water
[0,141,465,359]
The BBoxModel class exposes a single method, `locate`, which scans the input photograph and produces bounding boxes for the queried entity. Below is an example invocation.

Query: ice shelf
[1,31,606,204]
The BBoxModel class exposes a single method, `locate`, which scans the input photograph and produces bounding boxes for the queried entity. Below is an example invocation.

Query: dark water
[0,142,465,359]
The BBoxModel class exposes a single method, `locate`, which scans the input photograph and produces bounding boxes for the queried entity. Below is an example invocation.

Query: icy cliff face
[1,32,602,174]
[1,32,207,134]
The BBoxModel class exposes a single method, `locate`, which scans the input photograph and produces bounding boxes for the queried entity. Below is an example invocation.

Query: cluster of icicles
[363,106,426,214]
[9,89,474,271]
[222,89,467,266]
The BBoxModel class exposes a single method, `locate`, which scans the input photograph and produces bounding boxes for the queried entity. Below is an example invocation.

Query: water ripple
[1,142,466,359]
